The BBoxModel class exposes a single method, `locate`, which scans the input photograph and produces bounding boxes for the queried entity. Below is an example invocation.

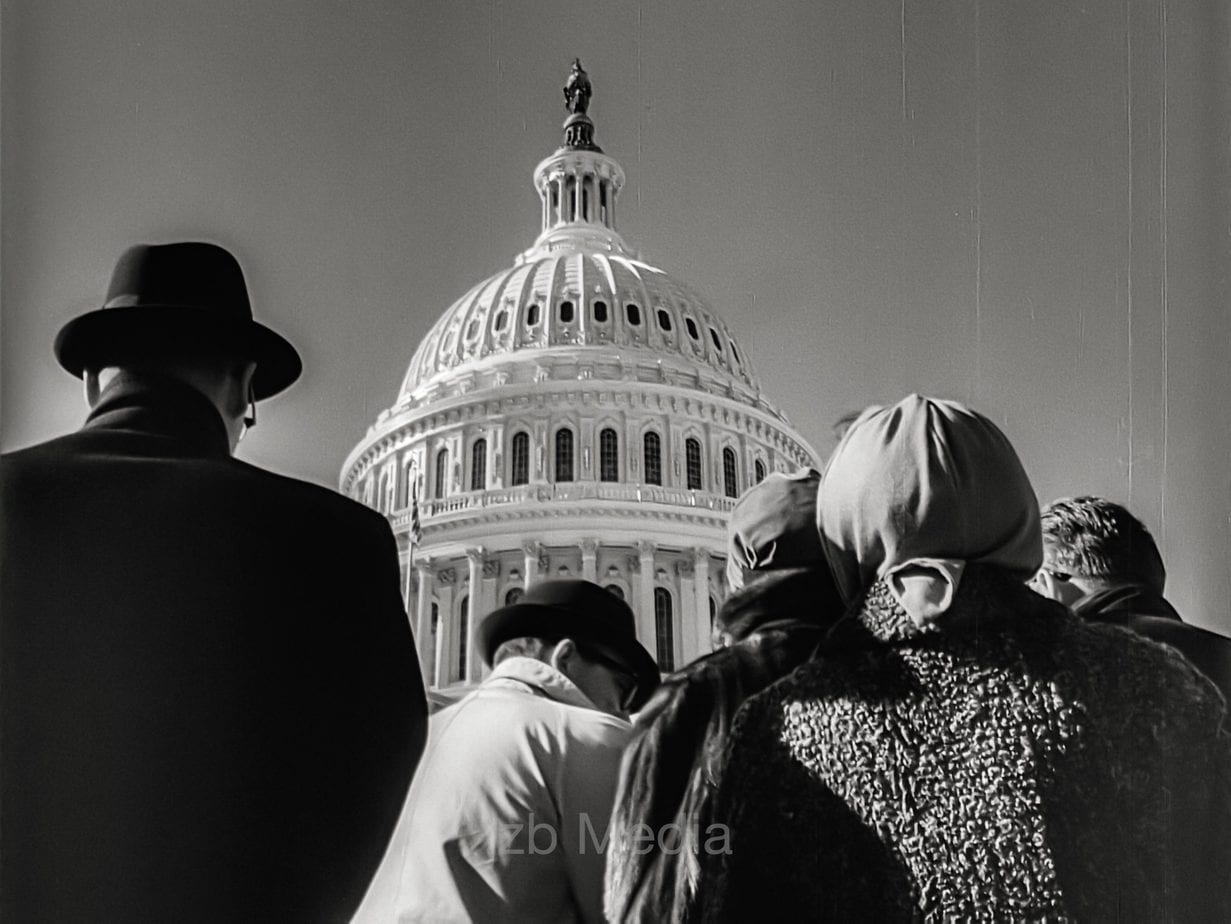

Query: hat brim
[54,305,302,401]
[478,601,660,711]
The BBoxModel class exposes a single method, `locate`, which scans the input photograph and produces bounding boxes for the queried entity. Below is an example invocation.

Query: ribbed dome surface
[398,249,759,402]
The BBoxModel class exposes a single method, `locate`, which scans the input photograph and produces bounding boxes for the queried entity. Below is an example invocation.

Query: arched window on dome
[643,431,662,486]
[471,439,487,491]
[722,447,739,498]
[754,458,766,485]
[654,588,674,671]
[559,300,575,323]
[599,428,619,482]
[555,428,574,482]
[493,308,508,332]
[457,596,469,681]
[435,448,449,499]
[710,328,724,353]
[566,175,578,221]
[626,303,641,326]
[593,300,608,323]
[526,303,541,327]
[656,308,672,332]
[685,438,703,490]
[599,181,608,224]
[582,182,591,222]
[685,317,699,340]
[731,343,742,367]
[510,432,530,486]
[505,587,524,606]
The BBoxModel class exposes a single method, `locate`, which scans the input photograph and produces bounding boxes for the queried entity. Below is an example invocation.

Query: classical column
[434,569,456,686]
[676,558,697,662]
[693,548,712,655]
[523,541,542,590]
[465,548,484,683]
[480,557,501,680]
[414,560,434,684]
[636,541,656,655]
[581,539,598,583]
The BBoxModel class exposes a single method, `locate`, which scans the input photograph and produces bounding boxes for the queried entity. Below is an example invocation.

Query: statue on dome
[563,58,592,115]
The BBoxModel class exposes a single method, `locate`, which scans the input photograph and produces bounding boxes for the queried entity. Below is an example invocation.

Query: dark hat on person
[54,242,302,400]
[478,578,660,710]
[725,467,825,590]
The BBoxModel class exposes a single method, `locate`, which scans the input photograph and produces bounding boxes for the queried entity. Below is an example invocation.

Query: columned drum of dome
[341,63,819,703]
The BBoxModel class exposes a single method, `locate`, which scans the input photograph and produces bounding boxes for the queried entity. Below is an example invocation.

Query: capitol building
[341,64,819,701]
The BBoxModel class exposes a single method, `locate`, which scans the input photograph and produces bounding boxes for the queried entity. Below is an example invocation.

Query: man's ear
[549,638,577,672]
[222,360,257,423]
[1032,569,1061,601]
[83,369,102,408]
[83,367,120,408]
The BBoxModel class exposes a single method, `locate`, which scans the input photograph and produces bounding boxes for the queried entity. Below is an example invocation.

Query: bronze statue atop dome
[563,58,591,115]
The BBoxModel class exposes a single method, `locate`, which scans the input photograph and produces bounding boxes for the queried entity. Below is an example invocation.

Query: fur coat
[699,566,1231,922]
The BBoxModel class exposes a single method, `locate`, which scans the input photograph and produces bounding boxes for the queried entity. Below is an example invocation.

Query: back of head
[491,636,558,665]
[1040,496,1166,594]
[818,395,1042,607]
[716,567,841,642]
[725,468,827,591]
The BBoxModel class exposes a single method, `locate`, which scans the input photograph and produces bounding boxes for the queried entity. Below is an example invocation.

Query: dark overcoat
[0,375,428,922]
[1073,582,1231,707]
[605,567,839,923]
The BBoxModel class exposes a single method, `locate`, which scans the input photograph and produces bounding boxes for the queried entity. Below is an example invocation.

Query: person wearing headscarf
[698,395,1231,921]
[604,469,843,923]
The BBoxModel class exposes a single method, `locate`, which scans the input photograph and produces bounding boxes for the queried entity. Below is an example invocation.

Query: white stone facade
[341,81,819,699]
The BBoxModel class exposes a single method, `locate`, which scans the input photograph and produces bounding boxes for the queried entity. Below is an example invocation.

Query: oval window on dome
[685,317,699,340]
[559,300,575,323]
[526,303,541,327]
[731,343,742,366]
[493,309,508,332]
[656,309,672,332]
[593,300,608,322]
[709,328,723,352]
[626,303,641,326]
[465,318,480,340]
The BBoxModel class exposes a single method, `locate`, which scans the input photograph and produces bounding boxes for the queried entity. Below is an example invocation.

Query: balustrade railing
[388,481,736,528]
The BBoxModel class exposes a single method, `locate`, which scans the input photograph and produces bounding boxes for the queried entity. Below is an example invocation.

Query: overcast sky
[3,0,1228,631]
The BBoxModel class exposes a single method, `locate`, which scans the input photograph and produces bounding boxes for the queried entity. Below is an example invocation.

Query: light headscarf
[817,395,1042,627]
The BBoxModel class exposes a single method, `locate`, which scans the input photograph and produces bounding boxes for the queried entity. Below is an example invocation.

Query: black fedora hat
[478,579,660,710]
[54,242,302,400]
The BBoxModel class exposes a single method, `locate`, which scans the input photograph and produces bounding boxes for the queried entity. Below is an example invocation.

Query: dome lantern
[526,60,630,261]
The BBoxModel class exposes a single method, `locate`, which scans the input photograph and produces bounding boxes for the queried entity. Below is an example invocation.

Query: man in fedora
[353,578,659,924]
[1,242,428,921]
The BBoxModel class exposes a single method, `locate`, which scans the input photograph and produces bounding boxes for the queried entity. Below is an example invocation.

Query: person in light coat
[353,579,659,924]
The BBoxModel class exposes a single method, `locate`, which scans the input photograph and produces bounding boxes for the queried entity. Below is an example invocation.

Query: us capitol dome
[341,61,819,700]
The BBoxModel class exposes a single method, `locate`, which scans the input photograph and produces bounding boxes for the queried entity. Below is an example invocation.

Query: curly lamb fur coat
[698,566,1231,922]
